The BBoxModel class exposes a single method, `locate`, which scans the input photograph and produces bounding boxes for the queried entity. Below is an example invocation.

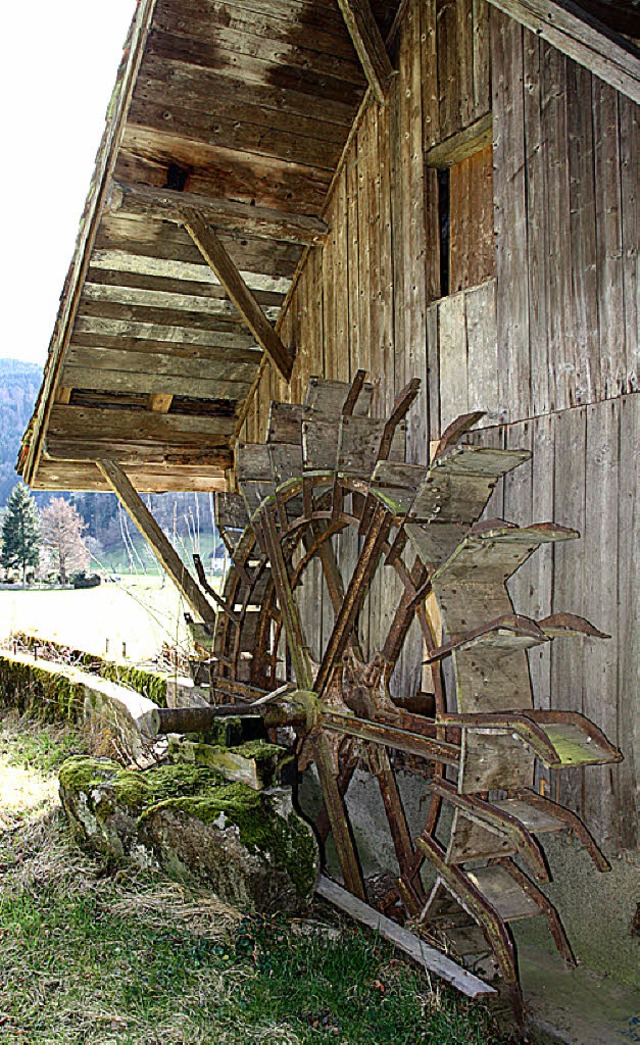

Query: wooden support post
[336,0,394,105]
[96,458,215,627]
[183,210,295,382]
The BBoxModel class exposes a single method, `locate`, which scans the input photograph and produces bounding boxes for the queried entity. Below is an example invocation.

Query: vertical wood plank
[583,398,620,849]
[403,0,428,463]
[437,0,461,140]
[465,279,499,426]
[551,405,587,814]
[567,60,599,407]
[438,293,468,432]
[426,301,441,439]
[491,9,531,424]
[335,167,351,384]
[347,140,361,380]
[472,0,491,120]
[528,413,555,793]
[593,80,625,400]
[523,29,550,418]
[619,96,639,394]
[422,0,440,148]
[541,43,573,413]
[378,99,396,413]
[617,393,639,848]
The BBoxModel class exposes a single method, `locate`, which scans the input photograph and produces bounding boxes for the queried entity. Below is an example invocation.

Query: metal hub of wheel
[203,369,621,1017]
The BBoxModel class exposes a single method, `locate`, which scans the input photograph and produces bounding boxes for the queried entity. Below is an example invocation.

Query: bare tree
[40,498,90,584]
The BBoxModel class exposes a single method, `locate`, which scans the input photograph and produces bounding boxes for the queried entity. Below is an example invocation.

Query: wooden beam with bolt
[336,0,394,105]
[96,458,215,627]
[183,209,295,382]
[107,181,329,246]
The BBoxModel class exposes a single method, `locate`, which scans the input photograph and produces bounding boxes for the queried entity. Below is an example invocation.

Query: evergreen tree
[1,482,41,582]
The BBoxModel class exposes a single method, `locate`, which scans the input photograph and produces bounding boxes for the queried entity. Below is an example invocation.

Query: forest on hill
[0,359,42,507]
[0,358,221,574]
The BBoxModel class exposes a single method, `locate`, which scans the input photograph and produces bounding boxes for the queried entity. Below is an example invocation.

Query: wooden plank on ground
[316,876,496,997]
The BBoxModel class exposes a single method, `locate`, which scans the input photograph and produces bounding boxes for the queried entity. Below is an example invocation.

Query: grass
[0,577,193,662]
[0,715,513,1044]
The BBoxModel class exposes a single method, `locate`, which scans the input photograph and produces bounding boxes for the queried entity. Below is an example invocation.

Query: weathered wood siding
[490,15,639,424]
[239,0,638,851]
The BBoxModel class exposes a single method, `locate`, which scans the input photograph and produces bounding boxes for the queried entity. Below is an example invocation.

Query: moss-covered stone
[167,735,294,789]
[9,634,169,707]
[59,756,318,914]
[0,655,84,723]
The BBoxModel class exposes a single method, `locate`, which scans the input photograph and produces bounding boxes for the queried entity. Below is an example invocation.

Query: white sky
[1,0,137,366]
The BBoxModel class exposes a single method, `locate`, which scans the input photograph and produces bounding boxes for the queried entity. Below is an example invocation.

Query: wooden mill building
[20,0,639,996]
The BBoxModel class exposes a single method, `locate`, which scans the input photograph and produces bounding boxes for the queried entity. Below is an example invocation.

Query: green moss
[8,636,169,708]
[152,784,317,897]
[59,758,318,899]
[0,656,84,724]
[58,756,122,807]
[99,662,168,707]
[235,740,288,763]
[59,757,223,813]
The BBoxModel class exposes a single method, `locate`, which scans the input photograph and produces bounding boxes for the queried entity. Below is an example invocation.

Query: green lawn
[0,715,511,1045]
[0,578,195,662]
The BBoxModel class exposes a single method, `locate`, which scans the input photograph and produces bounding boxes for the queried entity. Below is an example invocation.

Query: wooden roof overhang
[19,0,401,494]
[19,0,639,496]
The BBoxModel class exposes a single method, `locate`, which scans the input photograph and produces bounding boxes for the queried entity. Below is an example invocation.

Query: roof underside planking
[18,0,639,495]
[19,0,402,494]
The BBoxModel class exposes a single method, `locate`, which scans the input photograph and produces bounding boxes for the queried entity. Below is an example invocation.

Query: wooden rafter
[96,458,215,626]
[336,0,393,105]
[487,0,640,104]
[183,210,295,382]
[108,181,329,246]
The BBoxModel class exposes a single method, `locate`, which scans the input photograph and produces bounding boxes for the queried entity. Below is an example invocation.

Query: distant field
[90,532,222,576]
[0,577,199,661]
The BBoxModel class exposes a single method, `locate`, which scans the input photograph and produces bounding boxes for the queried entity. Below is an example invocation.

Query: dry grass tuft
[109,878,242,940]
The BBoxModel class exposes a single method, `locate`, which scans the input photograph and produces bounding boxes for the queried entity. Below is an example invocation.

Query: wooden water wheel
[202,370,622,1020]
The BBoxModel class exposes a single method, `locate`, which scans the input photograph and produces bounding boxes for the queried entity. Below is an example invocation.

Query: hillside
[0,359,42,507]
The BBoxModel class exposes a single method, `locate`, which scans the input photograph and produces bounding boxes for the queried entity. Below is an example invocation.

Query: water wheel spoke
[315,502,392,698]
[260,506,313,691]
[314,733,366,900]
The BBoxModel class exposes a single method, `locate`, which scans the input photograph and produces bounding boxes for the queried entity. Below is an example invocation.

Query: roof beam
[97,459,216,626]
[47,439,233,470]
[487,0,640,104]
[108,181,329,246]
[336,0,393,105]
[183,210,295,382]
